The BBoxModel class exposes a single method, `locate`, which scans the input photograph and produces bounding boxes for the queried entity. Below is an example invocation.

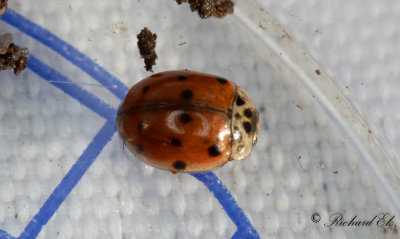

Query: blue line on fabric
[18,120,116,239]
[0,229,15,239]
[192,172,260,239]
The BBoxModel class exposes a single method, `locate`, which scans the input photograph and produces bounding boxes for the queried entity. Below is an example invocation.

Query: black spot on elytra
[177,75,187,81]
[236,96,245,106]
[137,122,146,132]
[244,108,252,118]
[216,78,227,84]
[235,113,241,119]
[142,85,149,94]
[173,161,186,170]
[178,112,192,124]
[208,145,222,157]
[243,122,252,134]
[180,89,193,100]
[136,145,143,154]
[171,138,182,147]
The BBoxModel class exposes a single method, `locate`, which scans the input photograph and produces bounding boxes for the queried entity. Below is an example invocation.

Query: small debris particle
[176,0,234,19]
[288,14,303,22]
[0,33,29,75]
[258,21,267,30]
[137,27,158,72]
[178,41,187,46]
[315,29,322,34]
[315,69,321,75]
[368,129,372,134]
[112,21,128,34]
[280,29,292,40]
[296,104,303,110]
[333,170,339,175]
[0,0,7,17]
[296,155,305,171]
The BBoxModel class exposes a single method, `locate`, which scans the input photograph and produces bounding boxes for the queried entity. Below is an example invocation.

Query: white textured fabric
[0,0,399,238]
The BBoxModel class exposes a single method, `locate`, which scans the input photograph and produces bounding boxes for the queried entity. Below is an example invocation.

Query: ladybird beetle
[116,70,259,173]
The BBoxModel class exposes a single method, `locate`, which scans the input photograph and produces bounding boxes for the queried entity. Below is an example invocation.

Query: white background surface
[0,0,399,238]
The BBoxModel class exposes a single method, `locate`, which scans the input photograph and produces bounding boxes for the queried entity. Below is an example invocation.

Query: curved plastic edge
[235,0,400,217]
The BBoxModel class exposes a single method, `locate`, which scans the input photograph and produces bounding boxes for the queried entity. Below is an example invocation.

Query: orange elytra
[116,70,259,173]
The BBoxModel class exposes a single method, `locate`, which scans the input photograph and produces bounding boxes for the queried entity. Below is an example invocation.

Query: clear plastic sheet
[0,0,399,238]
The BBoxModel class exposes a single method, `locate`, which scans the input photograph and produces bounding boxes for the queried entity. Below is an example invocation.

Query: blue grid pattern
[0,8,260,239]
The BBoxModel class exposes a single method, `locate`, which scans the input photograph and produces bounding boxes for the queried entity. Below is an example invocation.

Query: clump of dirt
[176,0,234,18]
[0,33,29,75]
[0,0,7,17]
[137,27,158,72]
